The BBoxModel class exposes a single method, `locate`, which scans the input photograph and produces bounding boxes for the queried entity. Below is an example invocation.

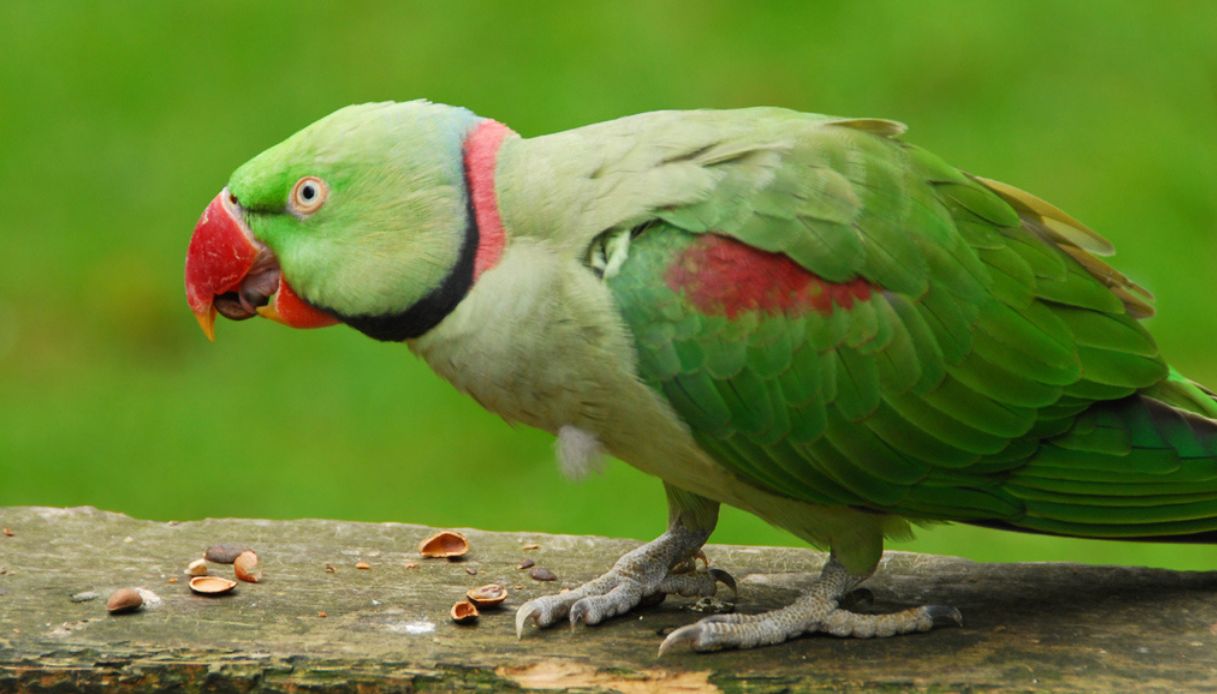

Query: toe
[569,584,639,627]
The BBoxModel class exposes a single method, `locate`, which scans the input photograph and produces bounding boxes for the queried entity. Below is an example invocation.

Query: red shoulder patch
[665,234,873,318]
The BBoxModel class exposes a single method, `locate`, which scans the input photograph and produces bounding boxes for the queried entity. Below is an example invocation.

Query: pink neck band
[463,119,514,281]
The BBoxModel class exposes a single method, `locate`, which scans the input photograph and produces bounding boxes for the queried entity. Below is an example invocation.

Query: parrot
[184,101,1217,653]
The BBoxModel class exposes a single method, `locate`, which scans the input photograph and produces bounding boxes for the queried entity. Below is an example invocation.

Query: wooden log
[1,506,1216,691]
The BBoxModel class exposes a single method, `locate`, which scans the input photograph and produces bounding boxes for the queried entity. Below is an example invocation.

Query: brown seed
[450,599,479,624]
[466,583,508,607]
[204,544,250,564]
[189,575,237,595]
[233,551,261,583]
[521,543,540,551]
[404,562,418,570]
[529,567,557,582]
[464,566,478,576]
[318,611,328,618]
[185,558,208,577]
[106,588,143,614]
[355,561,371,570]
[418,531,469,558]
[2,528,12,537]
[324,563,337,574]
[517,558,535,570]
[167,577,179,585]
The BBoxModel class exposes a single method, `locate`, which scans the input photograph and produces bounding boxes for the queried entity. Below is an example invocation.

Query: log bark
[1,506,1215,692]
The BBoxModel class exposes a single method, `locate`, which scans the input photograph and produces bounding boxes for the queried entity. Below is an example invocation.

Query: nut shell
[418,531,469,559]
[450,599,479,624]
[466,583,508,607]
[189,575,236,595]
[106,588,143,614]
[233,551,261,583]
[185,558,208,576]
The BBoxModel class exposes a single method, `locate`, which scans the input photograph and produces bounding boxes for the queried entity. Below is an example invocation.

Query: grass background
[2,1,1216,569]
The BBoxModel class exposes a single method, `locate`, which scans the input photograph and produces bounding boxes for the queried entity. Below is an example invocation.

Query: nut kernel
[106,588,143,614]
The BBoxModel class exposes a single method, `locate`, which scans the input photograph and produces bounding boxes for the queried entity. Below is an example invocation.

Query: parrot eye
[290,176,328,215]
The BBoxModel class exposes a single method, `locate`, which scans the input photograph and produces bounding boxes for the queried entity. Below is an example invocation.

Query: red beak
[185,190,259,341]
[185,188,337,340]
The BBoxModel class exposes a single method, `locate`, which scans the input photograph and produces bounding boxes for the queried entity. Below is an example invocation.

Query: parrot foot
[658,555,961,655]
[515,525,730,638]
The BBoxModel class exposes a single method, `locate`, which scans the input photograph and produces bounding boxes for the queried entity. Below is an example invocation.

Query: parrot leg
[516,485,729,637]
[657,553,962,654]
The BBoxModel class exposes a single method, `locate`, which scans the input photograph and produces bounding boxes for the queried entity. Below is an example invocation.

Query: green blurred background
[2,1,1216,569]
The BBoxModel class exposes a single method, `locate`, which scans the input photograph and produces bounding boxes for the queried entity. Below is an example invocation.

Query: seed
[234,551,261,583]
[204,544,250,564]
[106,588,143,614]
[404,562,418,570]
[324,563,337,574]
[70,591,99,603]
[185,558,208,576]
[355,561,371,570]
[418,531,469,559]
[450,599,479,624]
[521,543,539,551]
[189,575,237,595]
[466,584,508,607]
[318,611,328,618]
[2,528,12,537]
[517,559,535,570]
[464,566,478,576]
[529,567,557,582]
[167,577,179,585]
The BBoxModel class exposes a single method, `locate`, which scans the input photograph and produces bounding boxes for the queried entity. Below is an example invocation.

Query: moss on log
[2,506,1216,691]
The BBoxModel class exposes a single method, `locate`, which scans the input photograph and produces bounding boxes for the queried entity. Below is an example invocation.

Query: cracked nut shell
[450,599,479,624]
[189,575,236,595]
[233,550,261,583]
[466,583,508,607]
[418,531,469,558]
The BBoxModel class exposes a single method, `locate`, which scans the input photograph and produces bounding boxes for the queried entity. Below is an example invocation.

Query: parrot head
[185,100,490,342]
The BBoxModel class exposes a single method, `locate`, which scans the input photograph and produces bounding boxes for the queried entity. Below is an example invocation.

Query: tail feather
[992,388,1217,540]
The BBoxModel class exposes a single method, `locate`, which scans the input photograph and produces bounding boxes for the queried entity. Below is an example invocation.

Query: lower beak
[184,189,259,342]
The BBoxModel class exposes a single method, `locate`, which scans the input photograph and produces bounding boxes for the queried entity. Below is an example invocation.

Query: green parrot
[184,101,1217,653]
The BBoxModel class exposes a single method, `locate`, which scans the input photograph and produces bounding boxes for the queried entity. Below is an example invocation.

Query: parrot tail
[981,371,1217,542]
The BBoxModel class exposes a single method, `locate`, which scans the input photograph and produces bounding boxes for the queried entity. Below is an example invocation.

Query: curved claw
[658,622,706,657]
[925,604,964,628]
[569,600,589,629]
[707,567,737,598]
[515,602,541,639]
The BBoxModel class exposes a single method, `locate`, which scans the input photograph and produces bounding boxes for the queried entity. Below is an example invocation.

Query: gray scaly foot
[658,554,961,654]
[515,525,735,637]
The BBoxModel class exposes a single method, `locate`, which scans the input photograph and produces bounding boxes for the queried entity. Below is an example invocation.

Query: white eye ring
[290,176,328,215]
